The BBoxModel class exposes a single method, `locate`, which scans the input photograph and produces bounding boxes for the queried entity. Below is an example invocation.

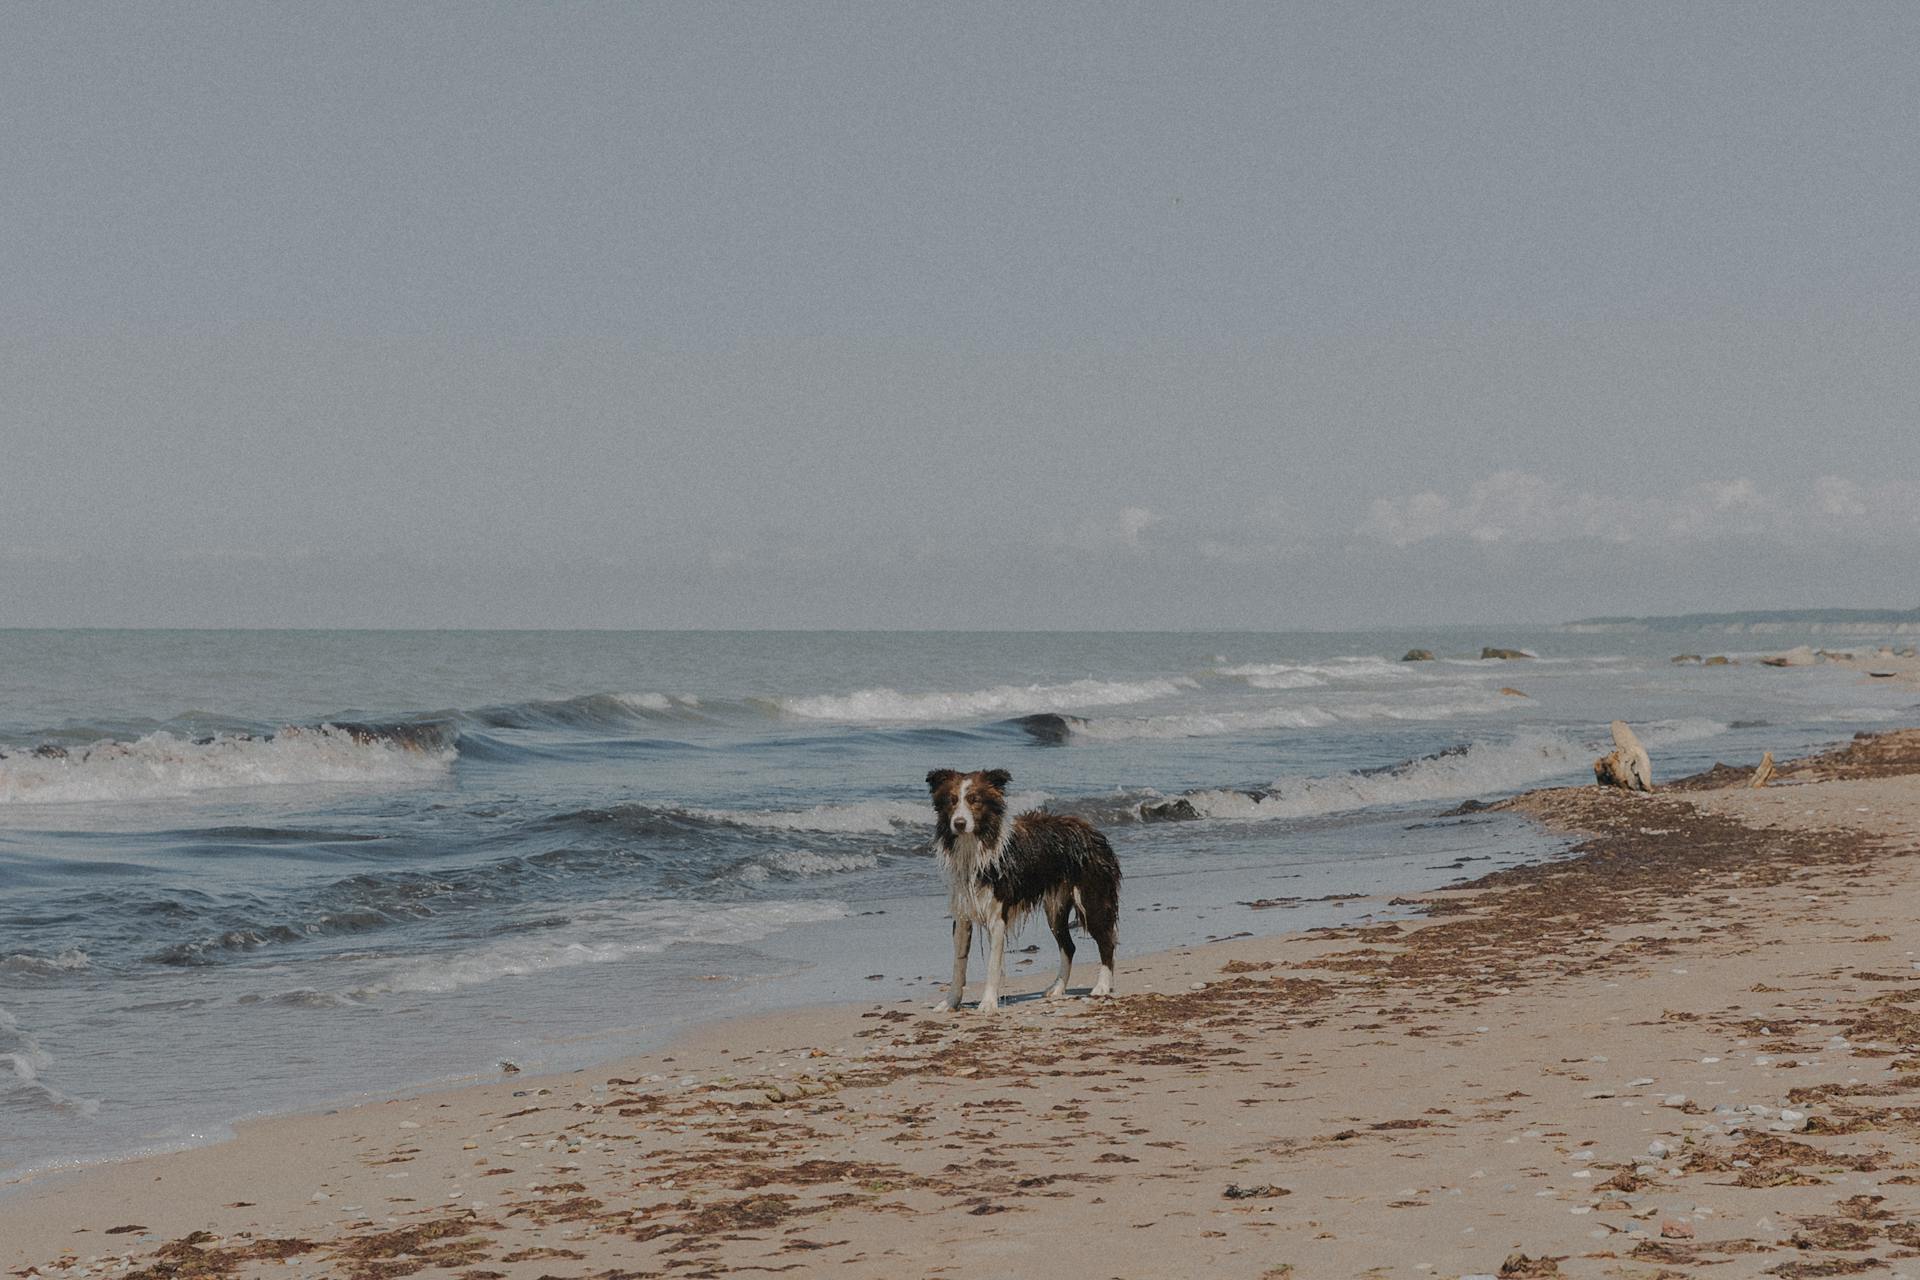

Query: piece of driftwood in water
[1749,751,1775,788]
[1593,720,1654,792]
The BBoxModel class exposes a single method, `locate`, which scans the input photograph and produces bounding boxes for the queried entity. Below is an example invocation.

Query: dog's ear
[926,768,958,793]
[983,768,1012,791]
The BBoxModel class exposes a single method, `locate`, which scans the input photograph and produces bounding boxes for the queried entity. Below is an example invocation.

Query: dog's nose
[951,816,969,833]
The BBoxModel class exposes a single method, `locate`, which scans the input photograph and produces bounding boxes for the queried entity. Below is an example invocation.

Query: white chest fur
[938,830,1004,925]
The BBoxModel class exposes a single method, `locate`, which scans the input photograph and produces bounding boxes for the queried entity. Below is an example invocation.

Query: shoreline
[7,729,1920,1277]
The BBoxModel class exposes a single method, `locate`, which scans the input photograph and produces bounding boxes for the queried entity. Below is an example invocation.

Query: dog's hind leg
[977,909,1009,1013]
[1082,885,1119,998]
[943,918,972,1011]
[1043,892,1074,999]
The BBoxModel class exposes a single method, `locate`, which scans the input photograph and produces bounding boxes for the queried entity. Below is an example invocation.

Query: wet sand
[7,731,1920,1279]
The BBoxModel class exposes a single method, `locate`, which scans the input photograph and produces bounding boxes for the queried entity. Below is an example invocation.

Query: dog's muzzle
[950,816,970,834]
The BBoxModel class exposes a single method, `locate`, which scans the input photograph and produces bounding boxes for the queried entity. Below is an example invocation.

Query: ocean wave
[732,849,883,884]
[1215,656,1408,685]
[768,677,1195,723]
[0,1006,98,1117]
[149,907,422,967]
[357,898,849,995]
[0,725,456,805]
[1167,719,1729,822]
[467,692,705,732]
[1044,693,1519,742]
[687,799,929,834]
[0,948,91,978]
[1241,671,1332,689]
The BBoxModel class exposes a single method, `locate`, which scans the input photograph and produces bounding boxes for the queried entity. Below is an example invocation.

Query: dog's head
[926,767,1011,850]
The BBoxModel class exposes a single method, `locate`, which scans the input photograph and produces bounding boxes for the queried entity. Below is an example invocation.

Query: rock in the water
[1759,645,1817,667]
[1497,686,1529,697]
[1480,647,1533,660]
[1749,751,1775,788]
[1442,798,1493,815]
[1703,655,1733,666]
[1401,648,1436,662]
[1139,798,1201,823]
[1593,720,1654,792]
[1671,654,1702,664]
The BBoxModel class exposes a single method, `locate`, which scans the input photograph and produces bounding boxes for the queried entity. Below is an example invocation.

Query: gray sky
[5,3,1917,629]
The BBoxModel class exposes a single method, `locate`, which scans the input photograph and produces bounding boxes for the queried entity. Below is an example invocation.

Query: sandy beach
[8,728,1920,1279]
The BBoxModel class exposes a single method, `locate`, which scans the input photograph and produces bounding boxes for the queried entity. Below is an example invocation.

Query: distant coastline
[1560,606,1920,634]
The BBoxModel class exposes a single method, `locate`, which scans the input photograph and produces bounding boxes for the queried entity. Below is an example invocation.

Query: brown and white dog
[926,768,1120,1013]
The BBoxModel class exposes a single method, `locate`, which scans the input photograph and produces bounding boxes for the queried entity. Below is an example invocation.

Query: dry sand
[8,731,1920,1279]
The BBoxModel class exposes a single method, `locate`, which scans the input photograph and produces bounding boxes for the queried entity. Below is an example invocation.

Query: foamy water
[1,625,1911,1182]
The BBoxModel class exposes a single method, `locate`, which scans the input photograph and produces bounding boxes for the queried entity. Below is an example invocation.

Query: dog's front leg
[977,913,1008,1013]
[943,918,972,1011]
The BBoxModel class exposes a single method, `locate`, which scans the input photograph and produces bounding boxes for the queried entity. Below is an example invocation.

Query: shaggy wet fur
[926,768,1121,1012]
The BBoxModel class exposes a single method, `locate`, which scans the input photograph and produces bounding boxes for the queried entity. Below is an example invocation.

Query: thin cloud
[1360,471,1920,548]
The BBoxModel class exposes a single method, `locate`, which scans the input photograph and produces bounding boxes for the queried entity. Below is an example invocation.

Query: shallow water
[1,626,1912,1180]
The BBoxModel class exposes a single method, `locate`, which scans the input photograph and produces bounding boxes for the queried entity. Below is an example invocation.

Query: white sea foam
[359,899,848,995]
[1217,656,1409,685]
[733,850,884,884]
[1239,671,1327,690]
[614,692,675,712]
[1068,705,1342,740]
[1179,719,1730,821]
[0,726,455,805]
[771,677,1194,722]
[0,1006,98,1116]
[1059,693,1519,742]
[0,948,91,977]
[690,798,928,834]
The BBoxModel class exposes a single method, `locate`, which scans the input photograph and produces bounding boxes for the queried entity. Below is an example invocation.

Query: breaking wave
[732,849,883,884]
[357,898,849,995]
[467,692,704,731]
[769,678,1194,722]
[1214,656,1410,686]
[1,1006,98,1117]
[687,799,929,834]
[0,725,456,805]
[1169,719,1729,821]
[1032,693,1521,742]
[0,948,92,978]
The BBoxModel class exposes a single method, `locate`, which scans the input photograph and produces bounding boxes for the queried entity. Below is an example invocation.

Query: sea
[2,626,1914,1183]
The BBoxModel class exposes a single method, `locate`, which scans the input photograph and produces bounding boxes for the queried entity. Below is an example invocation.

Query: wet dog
[926,768,1121,1012]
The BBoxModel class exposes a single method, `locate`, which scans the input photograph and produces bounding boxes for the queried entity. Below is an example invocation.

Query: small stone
[1661,1094,1688,1108]
[1628,1077,1655,1087]
[1660,1219,1694,1239]
[398,1120,420,1129]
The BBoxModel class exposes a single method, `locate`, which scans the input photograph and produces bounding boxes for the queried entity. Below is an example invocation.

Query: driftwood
[1749,751,1775,788]
[1593,720,1654,792]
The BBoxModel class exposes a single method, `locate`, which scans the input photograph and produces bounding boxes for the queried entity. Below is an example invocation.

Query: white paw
[976,992,1000,1014]
[1042,980,1067,1000]
[1090,982,1113,998]
[939,993,962,1012]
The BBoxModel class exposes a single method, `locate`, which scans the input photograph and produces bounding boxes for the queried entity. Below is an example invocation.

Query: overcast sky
[5,3,1917,629]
